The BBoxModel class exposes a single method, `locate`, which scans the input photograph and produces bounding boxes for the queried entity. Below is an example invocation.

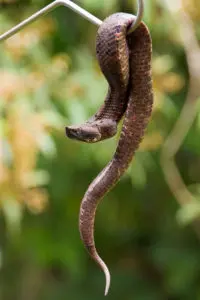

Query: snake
[65,13,153,295]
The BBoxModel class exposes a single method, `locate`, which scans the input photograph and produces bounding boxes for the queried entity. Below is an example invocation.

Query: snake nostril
[65,127,77,139]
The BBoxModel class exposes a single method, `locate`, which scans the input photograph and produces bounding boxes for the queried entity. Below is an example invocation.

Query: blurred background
[0,0,200,299]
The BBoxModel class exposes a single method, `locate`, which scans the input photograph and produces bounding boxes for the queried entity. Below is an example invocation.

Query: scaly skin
[66,13,153,295]
[65,15,132,142]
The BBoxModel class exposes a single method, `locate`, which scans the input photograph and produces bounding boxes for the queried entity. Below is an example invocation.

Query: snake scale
[65,13,153,295]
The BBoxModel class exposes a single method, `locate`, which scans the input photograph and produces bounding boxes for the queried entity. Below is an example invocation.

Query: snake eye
[79,129,100,142]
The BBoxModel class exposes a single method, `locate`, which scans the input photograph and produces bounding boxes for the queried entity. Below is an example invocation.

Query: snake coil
[66,13,153,295]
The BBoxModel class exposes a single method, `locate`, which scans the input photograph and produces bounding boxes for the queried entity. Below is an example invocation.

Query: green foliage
[0,1,200,299]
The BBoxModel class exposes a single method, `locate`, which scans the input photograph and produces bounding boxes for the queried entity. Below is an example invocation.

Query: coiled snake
[65,13,153,295]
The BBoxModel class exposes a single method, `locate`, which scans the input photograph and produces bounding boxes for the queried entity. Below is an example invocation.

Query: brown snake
[65,13,153,295]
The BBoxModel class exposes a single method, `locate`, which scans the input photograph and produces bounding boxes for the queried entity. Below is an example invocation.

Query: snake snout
[65,125,101,143]
[65,126,78,139]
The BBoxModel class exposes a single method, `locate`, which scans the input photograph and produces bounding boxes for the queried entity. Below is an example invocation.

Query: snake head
[65,124,101,143]
[66,119,117,143]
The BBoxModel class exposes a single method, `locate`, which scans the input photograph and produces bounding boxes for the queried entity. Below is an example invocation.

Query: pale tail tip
[90,249,111,296]
[103,263,111,296]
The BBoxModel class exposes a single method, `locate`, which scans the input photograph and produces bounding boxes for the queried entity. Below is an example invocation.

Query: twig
[160,5,200,236]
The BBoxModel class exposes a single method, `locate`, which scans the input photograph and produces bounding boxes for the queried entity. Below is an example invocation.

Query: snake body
[65,13,153,295]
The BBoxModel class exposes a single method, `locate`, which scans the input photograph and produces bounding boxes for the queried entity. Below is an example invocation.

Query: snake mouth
[65,125,101,143]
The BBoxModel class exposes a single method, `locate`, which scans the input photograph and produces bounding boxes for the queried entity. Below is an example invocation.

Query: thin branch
[160,5,200,236]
